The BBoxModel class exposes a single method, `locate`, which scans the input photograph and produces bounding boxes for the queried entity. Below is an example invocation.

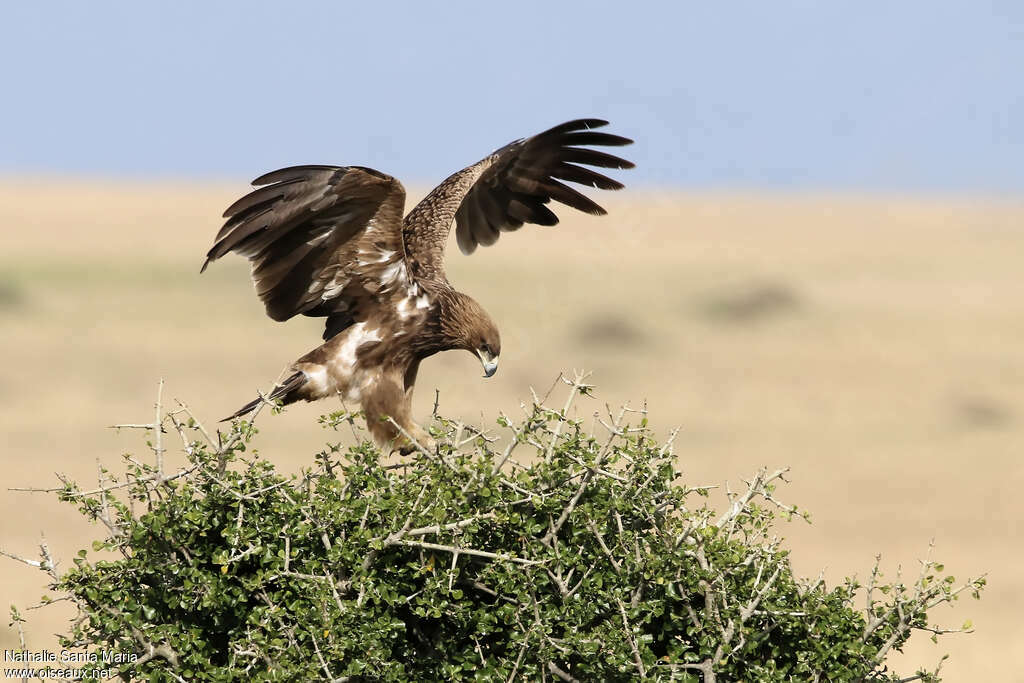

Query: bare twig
[615,597,646,678]
[585,517,621,572]
[154,379,165,480]
[101,606,180,670]
[544,370,593,464]
[715,468,791,531]
[394,540,544,566]
[0,547,44,569]
[399,511,497,539]
[678,659,716,683]
[543,464,600,546]
[310,631,335,681]
[547,662,580,682]
[9,464,199,498]
[505,630,533,683]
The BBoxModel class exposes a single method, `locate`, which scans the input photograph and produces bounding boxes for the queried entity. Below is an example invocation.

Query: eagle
[202,119,633,452]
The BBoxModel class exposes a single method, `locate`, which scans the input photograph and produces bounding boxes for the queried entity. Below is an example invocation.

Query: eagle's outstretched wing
[202,165,409,339]
[402,119,633,280]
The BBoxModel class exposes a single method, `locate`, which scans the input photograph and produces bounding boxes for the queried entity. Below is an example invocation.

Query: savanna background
[2,2,1022,680]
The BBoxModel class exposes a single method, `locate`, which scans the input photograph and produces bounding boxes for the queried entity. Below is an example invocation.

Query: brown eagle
[202,119,633,451]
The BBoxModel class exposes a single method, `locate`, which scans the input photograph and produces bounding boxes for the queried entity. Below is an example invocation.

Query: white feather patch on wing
[306,225,333,247]
[396,290,430,320]
[358,248,395,266]
[321,268,348,298]
[379,261,407,288]
[396,296,413,320]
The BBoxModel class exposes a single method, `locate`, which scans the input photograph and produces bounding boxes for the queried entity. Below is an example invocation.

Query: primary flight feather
[203,119,633,452]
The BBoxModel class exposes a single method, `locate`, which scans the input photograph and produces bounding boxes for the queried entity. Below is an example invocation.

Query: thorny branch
[543,370,594,464]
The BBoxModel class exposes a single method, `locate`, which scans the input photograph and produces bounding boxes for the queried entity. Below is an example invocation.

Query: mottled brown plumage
[203,119,632,452]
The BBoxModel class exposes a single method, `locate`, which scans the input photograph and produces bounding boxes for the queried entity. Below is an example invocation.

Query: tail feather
[221,371,306,422]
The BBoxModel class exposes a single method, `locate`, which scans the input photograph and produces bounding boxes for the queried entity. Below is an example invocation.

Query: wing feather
[551,162,624,190]
[556,131,634,148]
[202,166,408,336]
[531,118,611,138]
[469,187,503,247]
[556,147,635,169]
[402,119,633,272]
[539,178,607,215]
[220,180,300,219]
[250,164,347,186]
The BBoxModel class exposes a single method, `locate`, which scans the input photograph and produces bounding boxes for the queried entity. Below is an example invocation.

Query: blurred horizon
[2,1,1023,194]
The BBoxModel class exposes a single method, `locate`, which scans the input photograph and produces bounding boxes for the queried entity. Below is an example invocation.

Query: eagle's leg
[392,424,435,456]
[361,376,435,455]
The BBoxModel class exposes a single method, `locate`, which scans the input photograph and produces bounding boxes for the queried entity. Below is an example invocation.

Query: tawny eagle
[202,119,632,451]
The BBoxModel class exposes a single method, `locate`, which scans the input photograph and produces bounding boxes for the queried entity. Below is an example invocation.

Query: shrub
[6,375,984,681]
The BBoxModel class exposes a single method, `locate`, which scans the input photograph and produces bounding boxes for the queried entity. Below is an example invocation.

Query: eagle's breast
[395,289,432,321]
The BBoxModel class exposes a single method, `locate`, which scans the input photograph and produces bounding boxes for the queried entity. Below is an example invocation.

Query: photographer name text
[4,650,136,665]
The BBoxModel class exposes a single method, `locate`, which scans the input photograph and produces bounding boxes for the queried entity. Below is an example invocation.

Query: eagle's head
[439,291,501,378]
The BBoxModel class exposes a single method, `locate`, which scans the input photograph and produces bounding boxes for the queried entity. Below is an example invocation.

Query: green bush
[7,375,984,681]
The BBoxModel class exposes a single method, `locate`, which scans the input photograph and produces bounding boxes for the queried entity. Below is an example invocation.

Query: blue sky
[2,1,1022,193]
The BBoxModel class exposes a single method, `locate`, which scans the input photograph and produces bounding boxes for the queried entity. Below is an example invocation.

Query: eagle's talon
[393,435,436,457]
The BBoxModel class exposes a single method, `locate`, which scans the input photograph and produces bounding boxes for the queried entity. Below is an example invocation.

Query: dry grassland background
[1,180,1021,679]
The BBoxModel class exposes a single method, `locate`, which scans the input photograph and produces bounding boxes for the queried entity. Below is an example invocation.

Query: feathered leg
[362,375,434,455]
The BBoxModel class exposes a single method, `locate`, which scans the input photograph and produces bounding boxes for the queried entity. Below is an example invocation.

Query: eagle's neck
[409,284,489,358]
[408,324,453,359]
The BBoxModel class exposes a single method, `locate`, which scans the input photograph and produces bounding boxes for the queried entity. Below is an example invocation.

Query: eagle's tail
[221,371,307,422]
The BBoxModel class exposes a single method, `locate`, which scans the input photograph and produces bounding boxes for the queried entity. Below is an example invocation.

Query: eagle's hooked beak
[476,349,499,378]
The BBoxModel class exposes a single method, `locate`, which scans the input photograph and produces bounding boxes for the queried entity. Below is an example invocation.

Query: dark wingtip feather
[560,147,635,170]
[544,179,607,215]
[250,164,344,187]
[536,118,610,139]
[455,209,482,255]
[558,131,634,148]
[222,189,282,219]
[552,163,625,191]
